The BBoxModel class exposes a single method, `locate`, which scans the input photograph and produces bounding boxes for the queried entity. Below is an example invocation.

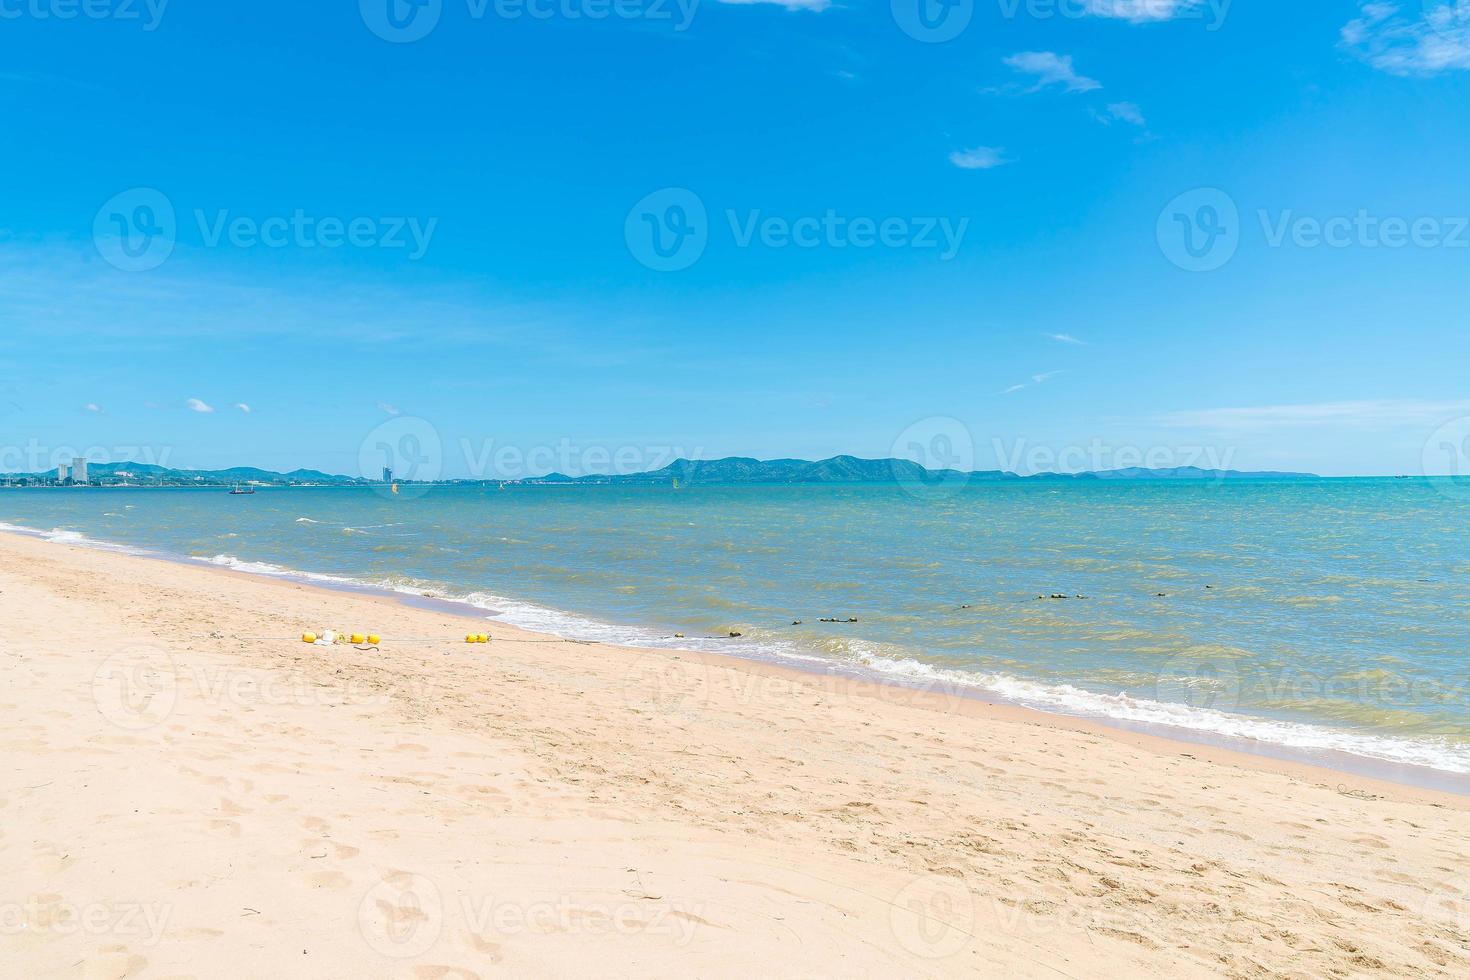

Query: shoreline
[1,520,1467,798]
[5,527,1470,975]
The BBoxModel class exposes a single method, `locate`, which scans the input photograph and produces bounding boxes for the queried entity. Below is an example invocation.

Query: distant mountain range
[531,456,1317,485]
[0,455,1318,488]
[2,461,364,487]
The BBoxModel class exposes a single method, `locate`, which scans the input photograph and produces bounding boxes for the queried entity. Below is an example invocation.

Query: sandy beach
[2,528,1468,978]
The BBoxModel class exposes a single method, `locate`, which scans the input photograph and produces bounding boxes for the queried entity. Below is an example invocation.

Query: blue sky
[2,0,1469,477]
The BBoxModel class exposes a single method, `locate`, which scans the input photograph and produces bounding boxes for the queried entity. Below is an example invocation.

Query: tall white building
[57,464,69,483]
[73,458,89,484]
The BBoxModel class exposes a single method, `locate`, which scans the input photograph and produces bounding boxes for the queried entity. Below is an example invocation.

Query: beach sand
[2,529,1468,978]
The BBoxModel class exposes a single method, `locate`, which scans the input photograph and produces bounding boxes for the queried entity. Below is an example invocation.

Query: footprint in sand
[413,967,482,980]
[207,819,242,837]
[80,947,147,980]
[358,872,444,959]
[307,870,353,890]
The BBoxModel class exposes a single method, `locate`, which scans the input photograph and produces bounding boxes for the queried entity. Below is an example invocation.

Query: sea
[4,478,1468,787]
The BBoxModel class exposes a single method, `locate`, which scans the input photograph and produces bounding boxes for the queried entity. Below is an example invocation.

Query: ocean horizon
[5,478,1467,784]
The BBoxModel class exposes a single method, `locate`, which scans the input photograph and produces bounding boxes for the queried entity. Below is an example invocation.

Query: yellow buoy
[302,632,317,644]
[366,634,381,645]
[351,633,365,645]
[466,634,477,643]
[477,633,489,644]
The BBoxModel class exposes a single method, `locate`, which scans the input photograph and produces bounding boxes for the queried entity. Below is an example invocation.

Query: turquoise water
[4,480,1469,774]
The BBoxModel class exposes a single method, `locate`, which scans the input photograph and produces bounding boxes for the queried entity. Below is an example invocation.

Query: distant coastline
[0,454,1320,489]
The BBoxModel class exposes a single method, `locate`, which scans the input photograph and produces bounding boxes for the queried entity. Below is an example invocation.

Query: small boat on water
[229,484,255,495]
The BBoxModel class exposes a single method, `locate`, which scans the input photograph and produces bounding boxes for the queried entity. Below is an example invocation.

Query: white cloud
[377,401,401,416]
[84,403,101,413]
[1046,333,1087,345]
[1001,371,1063,395]
[1342,2,1470,75]
[1155,399,1470,430]
[949,146,1010,170]
[1083,0,1204,22]
[234,403,252,414]
[1104,102,1147,126]
[1004,52,1102,93]
[187,398,215,414]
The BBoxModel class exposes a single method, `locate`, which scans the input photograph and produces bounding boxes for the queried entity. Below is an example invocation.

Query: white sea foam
[4,518,1468,777]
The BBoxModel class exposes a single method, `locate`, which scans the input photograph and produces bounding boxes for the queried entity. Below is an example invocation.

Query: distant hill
[2,461,367,487]
[1,455,1318,488]
[528,456,1317,485]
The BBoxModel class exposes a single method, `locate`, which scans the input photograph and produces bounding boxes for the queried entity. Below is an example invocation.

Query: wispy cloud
[1001,371,1064,395]
[1341,2,1470,75]
[1083,0,1205,22]
[377,401,402,416]
[1103,101,1147,126]
[187,398,215,414]
[234,403,252,414]
[949,146,1011,170]
[1155,399,1470,430]
[84,403,102,413]
[0,240,605,367]
[1003,52,1102,93]
[1046,332,1087,345]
